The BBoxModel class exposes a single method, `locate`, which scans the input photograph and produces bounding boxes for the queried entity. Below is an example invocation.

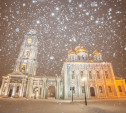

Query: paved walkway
[0,98,126,113]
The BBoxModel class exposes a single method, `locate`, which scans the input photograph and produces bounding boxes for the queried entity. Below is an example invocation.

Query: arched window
[71,71,75,79]
[78,56,80,60]
[108,86,112,93]
[99,86,103,93]
[20,63,26,73]
[25,50,29,57]
[80,71,83,78]
[118,86,122,92]
[97,71,100,79]
[105,71,109,78]
[89,71,92,79]
[27,38,32,44]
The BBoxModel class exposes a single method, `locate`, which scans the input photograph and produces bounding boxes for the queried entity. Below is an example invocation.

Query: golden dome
[68,50,76,55]
[75,45,88,53]
[77,48,88,53]
[92,50,101,55]
[65,58,69,62]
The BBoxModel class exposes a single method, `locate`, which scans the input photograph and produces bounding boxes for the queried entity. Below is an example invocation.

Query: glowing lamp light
[82,77,86,81]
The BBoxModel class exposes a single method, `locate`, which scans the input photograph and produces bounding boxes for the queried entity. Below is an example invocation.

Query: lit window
[99,86,103,93]
[27,38,32,44]
[21,63,26,73]
[25,50,29,57]
[118,86,122,92]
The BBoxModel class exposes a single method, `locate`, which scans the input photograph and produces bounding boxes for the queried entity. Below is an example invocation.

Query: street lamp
[82,77,87,105]
[70,86,74,102]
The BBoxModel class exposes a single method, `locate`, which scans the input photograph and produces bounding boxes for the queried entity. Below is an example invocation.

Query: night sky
[0,0,126,85]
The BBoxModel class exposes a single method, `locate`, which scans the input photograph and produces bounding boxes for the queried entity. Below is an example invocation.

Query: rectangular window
[97,71,100,79]
[72,71,75,79]
[118,86,122,92]
[105,71,109,78]
[80,71,83,78]
[89,71,92,79]
[99,86,103,93]
[108,86,112,93]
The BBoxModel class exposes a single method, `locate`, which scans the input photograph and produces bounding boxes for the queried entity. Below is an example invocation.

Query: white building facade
[0,30,126,99]
[62,45,126,99]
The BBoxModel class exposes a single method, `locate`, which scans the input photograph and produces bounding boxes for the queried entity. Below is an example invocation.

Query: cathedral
[0,29,126,99]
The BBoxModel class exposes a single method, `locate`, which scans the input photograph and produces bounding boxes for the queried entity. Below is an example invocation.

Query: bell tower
[14,29,38,76]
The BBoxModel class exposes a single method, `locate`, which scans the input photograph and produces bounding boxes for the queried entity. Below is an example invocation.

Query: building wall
[62,62,126,99]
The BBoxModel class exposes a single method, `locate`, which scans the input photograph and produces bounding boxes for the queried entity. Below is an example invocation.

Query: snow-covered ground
[0,98,126,113]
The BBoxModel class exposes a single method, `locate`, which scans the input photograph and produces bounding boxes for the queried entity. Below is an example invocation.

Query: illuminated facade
[0,30,126,99]
[62,45,126,99]
[0,30,63,99]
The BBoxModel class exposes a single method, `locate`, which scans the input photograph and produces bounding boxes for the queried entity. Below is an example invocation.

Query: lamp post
[82,78,87,106]
[70,86,74,102]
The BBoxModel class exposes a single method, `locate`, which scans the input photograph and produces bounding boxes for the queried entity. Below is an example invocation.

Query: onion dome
[75,45,88,53]
[92,50,101,55]
[77,47,88,53]
[68,50,76,55]
[65,58,69,62]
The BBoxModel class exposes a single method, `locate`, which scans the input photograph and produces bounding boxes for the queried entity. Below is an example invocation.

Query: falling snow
[0,0,126,81]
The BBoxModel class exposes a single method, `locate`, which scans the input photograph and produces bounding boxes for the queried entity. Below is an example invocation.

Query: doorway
[9,89,13,97]
[48,85,55,98]
[90,87,95,96]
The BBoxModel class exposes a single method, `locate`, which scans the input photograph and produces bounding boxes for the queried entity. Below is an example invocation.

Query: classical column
[20,79,26,97]
[40,82,43,98]
[56,78,61,99]
[29,79,33,98]
[0,78,5,95]
[12,84,16,97]
[26,77,32,98]
[42,78,47,99]
[19,83,23,97]
[21,79,27,97]
[5,78,10,96]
